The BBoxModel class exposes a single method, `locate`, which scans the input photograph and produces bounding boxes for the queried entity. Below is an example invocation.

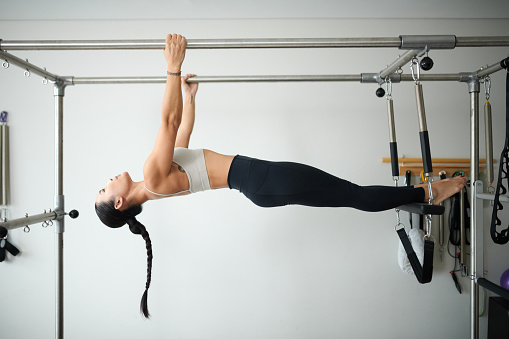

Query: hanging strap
[490,61,509,244]
[449,188,471,246]
[397,227,434,283]
[0,226,20,262]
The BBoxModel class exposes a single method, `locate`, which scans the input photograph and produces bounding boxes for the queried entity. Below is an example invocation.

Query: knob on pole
[68,210,79,219]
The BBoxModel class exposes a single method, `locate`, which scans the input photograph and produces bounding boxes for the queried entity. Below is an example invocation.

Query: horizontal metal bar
[0,50,59,82]
[400,74,462,81]
[477,193,509,203]
[71,73,469,85]
[400,35,456,50]
[0,211,58,231]
[2,36,509,51]
[456,36,509,47]
[72,74,363,84]
[190,38,403,49]
[379,49,422,80]
[0,38,402,50]
[477,59,506,78]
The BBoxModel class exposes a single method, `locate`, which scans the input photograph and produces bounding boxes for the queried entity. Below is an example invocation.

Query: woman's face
[95,172,132,207]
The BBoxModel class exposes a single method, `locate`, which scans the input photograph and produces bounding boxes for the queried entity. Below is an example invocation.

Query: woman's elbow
[166,115,182,129]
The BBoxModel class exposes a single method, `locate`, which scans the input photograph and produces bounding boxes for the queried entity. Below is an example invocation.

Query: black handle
[390,142,399,177]
[4,240,19,256]
[419,131,433,174]
[450,271,462,294]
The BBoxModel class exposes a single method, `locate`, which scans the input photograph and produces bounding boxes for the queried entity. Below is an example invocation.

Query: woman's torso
[145,149,234,198]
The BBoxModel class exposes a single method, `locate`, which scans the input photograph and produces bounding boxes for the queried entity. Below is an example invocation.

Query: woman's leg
[227,155,427,211]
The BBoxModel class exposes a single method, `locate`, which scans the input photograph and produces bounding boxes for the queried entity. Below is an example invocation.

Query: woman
[95,34,466,318]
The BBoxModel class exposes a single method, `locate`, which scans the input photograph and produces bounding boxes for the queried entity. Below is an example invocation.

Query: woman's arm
[175,74,199,148]
[143,34,187,185]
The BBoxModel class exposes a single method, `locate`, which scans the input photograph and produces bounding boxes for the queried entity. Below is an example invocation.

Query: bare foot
[415,176,467,205]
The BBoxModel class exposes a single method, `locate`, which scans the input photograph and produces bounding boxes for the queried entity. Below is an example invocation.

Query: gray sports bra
[144,148,211,197]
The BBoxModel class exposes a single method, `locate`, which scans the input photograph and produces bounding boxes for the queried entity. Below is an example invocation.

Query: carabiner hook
[385,77,393,99]
[484,75,491,101]
[410,57,420,84]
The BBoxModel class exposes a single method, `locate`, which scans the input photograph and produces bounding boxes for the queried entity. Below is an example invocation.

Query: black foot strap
[397,227,434,284]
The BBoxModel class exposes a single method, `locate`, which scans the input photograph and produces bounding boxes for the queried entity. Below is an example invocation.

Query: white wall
[1,18,509,339]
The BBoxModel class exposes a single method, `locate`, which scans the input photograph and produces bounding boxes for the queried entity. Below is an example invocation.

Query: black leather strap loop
[397,227,434,283]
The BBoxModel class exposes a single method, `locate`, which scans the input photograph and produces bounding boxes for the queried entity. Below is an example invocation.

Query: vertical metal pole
[387,98,399,178]
[0,124,3,206]
[484,101,494,185]
[415,83,433,177]
[2,123,9,205]
[54,83,65,339]
[460,191,466,267]
[473,180,484,292]
[469,88,480,339]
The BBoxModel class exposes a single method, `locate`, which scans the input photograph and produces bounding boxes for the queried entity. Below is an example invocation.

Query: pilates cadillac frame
[1,35,509,339]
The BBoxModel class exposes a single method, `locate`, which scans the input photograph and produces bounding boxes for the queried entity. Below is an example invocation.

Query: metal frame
[1,35,508,339]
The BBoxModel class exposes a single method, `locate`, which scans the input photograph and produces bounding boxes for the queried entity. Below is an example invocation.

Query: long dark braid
[95,201,153,318]
[127,218,153,318]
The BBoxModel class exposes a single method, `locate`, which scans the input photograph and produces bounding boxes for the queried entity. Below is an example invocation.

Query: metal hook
[385,77,393,99]
[2,60,9,69]
[41,68,49,84]
[423,234,436,242]
[23,59,31,77]
[410,57,420,84]
[22,213,30,232]
[484,75,491,101]
[424,214,433,238]
[461,265,469,278]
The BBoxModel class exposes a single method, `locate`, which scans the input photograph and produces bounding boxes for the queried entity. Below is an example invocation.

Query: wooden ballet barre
[381,157,491,177]
[382,157,487,163]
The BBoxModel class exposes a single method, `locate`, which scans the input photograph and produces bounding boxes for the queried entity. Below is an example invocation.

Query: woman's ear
[114,196,125,210]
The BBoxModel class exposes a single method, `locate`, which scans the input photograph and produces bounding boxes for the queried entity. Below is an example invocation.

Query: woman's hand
[182,74,199,97]
[163,34,186,72]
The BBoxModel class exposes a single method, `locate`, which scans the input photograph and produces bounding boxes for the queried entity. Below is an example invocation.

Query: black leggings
[227,155,425,212]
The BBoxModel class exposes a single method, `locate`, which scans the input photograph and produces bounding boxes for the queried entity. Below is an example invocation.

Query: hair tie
[127,218,142,234]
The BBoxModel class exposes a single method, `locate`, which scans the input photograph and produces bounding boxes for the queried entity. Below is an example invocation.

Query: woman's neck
[126,181,151,207]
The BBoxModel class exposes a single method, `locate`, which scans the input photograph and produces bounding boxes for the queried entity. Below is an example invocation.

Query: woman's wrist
[166,64,182,74]
[167,70,182,76]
